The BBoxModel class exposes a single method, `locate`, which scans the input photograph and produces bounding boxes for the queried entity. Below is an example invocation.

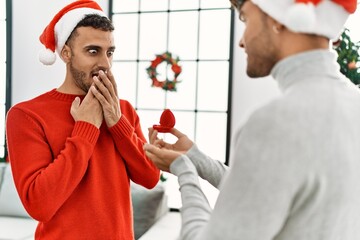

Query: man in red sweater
[5,1,160,239]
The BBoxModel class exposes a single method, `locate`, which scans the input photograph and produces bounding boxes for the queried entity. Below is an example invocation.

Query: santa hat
[251,0,357,40]
[39,0,107,65]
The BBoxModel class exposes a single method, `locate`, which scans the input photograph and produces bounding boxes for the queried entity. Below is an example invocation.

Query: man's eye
[239,15,246,22]
[89,49,98,54]
[239,11,246,22]
[107,51,114,57]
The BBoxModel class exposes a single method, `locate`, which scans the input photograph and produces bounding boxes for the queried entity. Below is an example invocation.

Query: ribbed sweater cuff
[72,121,100,145]
[109,115,134,139]
[186,144,203,159]
[170,155,197,177]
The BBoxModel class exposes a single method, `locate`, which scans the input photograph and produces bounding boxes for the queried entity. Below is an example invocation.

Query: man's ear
[265,16,285,34]
[274,23,285,34]
[60,45,71,63]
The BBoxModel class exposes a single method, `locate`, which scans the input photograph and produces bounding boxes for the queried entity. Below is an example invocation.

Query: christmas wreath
[146,52,182,91]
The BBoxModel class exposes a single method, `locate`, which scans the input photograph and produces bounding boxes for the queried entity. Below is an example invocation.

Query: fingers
[148,128,170,149]
[148,127,159,144]
[98,70,118,101]
[143,143,160,156]
[91,70,121,127]
[154,139,167,149]
[148,127,157,144]
[70,97,81,119]
[143,143,181,172]
[84,85,96,100]
[144,150,170,172]
[143,143,168,170]
[99,70,116,100]
[92,70,120,110]
[91,70,117,103]
[72,97,80,108]
[70,92,103,128]
[92,76,111,104]
[170,128,186,138]
[106,69,118,97]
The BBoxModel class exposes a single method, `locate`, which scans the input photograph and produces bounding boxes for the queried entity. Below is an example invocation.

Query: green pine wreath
[146,52,182,91]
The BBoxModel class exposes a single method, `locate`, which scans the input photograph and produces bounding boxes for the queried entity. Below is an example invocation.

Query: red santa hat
[251,0,357,40]
[39,0,107,65]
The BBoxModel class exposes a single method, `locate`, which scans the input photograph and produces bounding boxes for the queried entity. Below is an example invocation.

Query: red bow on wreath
[146,51,182,91]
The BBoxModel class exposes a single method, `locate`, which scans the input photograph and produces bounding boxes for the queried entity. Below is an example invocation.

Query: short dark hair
[229,0,246,10]
[66,14,114,44]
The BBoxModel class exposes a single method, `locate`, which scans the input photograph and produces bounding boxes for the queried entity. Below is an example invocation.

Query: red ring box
[153,109,176,133]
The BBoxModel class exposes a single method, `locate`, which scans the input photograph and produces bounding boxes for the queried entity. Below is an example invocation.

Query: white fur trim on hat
[54,8,107,55]
[38,1,108,66]
[285,2,316,33]
[251,0,353,40]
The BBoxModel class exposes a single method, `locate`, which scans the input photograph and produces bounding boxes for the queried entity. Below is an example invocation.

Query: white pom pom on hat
[38,0,107,65]
[285,1,317,33]
[39,48,57,66]
[251,0,357,40]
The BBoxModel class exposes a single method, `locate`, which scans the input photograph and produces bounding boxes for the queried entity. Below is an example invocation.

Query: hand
[70,89,103,128]
[148,127,193,153]
[91,69,122,127]
[143,143,182,172]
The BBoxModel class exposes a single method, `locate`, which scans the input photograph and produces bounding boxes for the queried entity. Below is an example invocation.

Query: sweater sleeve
[6,107,99,222]
[170,156,212,240]
[108,100,160,189]
[170,110,302,240]
[186,144,229,189]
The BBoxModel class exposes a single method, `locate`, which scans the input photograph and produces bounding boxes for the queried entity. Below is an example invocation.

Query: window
[110,0,233,208]
[0,0,11,162]
[345,8,360,42]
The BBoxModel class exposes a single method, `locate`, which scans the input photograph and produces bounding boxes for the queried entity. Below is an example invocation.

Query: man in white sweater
[144,0,360,239]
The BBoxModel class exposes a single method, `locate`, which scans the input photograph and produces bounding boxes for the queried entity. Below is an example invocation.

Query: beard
[245,26,278,78]
[69,61,91,93]
[246,52,276,78]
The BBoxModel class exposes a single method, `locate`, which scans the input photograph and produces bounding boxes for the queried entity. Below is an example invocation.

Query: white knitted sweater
[170,50,360,240]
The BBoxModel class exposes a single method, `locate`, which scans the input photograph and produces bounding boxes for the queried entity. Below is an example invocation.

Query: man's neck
[57,81,86,95]
[277,32,330,61]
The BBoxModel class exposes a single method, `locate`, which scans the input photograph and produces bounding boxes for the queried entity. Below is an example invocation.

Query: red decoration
[348,61,357,70]
[146,52,182,91]
[153,109,176,133]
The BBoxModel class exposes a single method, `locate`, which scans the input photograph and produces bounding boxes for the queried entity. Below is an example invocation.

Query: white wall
[11,2,280,138]
[229,9,360,135]
[230,11,280,136]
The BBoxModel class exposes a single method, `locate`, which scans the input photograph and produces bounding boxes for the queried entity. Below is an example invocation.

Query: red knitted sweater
[6,89,160,240]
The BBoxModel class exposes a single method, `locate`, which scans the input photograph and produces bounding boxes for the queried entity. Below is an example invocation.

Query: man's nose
[99,54,112,70]
[239,37,245,48]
